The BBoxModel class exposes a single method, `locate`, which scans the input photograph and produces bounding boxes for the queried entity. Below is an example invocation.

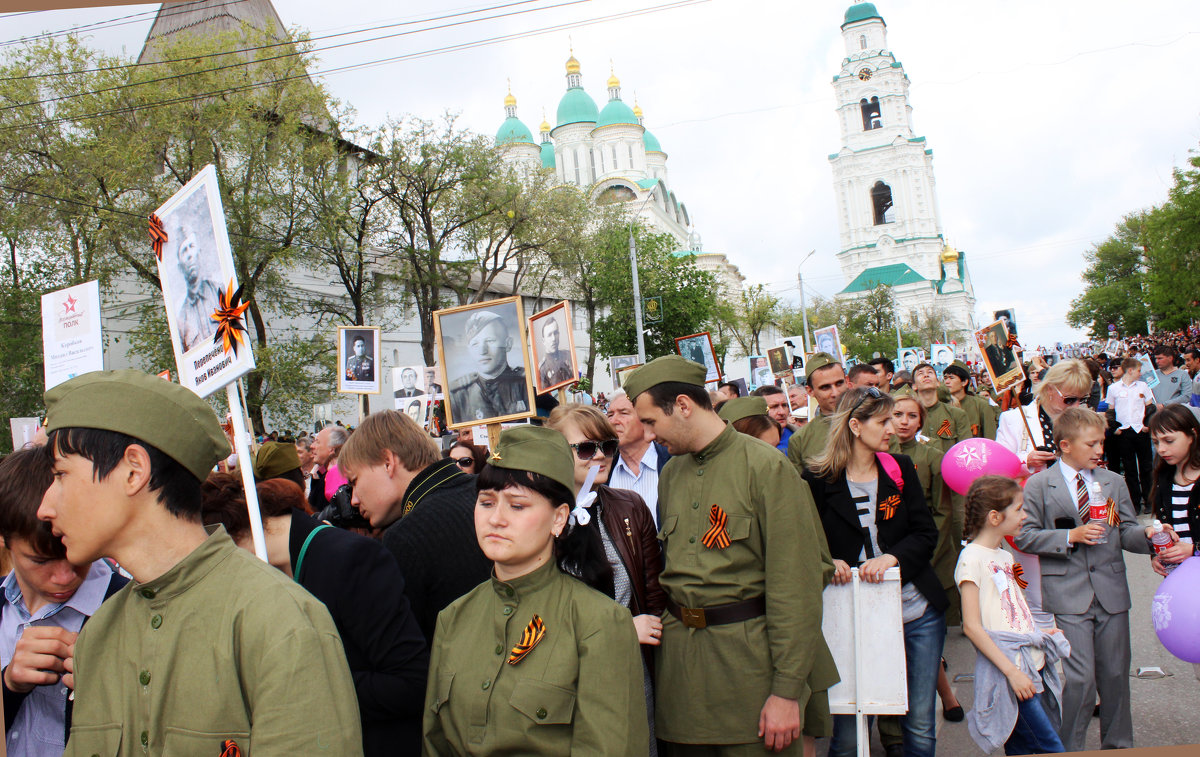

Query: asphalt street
[818,513,1200,755]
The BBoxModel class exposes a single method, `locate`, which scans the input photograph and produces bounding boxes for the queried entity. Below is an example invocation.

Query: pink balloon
[1153,556,1200,663]
[941,438,1023,495]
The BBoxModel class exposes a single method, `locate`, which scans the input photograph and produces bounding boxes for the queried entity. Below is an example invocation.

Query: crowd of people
[0,327,1197,756]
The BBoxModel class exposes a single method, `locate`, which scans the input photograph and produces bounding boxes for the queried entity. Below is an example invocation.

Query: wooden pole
[557,387,567,404]
[486,422,501,451]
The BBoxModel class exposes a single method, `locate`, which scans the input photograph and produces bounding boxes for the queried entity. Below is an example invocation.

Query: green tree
[719,284,780,359]
[1066,213,1151,338]
[1143,155,1200,330]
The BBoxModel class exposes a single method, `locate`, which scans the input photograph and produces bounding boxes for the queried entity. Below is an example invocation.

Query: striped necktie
[1076,473,1090,521]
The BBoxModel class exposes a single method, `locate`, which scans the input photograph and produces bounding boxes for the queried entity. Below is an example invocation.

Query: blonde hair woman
[996,359,1094,476]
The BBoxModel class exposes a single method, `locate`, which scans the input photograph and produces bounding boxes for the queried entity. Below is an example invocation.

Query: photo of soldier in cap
[434,296,535,428]
[529,301,577,394]
[336,326,381,394]
[159,185,223,353]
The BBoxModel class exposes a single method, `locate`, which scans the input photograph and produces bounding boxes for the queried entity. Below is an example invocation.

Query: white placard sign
[9,417,41,451]
[823,567,908,717]
[41,280,104,390]
[153,164,255,397]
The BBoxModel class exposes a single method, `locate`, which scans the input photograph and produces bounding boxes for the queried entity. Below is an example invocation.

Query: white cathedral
[830,3,977,334]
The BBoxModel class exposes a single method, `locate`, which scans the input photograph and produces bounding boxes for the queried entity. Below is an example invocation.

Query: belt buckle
[680,607,707,629]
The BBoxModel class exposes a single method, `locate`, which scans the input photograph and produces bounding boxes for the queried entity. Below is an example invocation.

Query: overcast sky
[5,0,1199,350]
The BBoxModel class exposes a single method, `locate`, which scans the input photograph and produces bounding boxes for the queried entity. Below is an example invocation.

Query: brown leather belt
[666,596,766,629]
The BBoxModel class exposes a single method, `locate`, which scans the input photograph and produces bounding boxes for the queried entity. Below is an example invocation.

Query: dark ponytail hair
[1147,405,1200,515]
[475,464,614,598]
[963,475,1022,540]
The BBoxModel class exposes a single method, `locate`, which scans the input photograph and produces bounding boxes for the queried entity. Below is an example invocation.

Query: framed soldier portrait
[528,301,578,394]
[392,365,426,399]
[615,363,641,388]
[813,324,845,365]
[896,347,921,374]
[434,296,536,429]
[748,355,772,390]
[609,354,638,377]
[674,331,721,383]
[974,320,1024,394]
[338,326,381,394]
[766,346,790,377]
[930,343,954,377]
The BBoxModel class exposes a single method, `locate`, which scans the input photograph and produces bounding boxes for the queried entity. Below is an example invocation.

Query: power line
[0,0,588,114]
[0,0,708,133]
[0,0,247,49]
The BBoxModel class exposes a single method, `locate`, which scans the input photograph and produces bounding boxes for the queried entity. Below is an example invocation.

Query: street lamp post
[629,185,659,364]
[797,250,816,354]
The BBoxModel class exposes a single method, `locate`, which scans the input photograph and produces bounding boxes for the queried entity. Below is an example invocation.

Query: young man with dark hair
[846,363,881,389]
[717,381,742,401]
[943,360,998,439]
[752,385,795,452]
[787,353,848,473]
[1152,346,1192,409]
[37,370,362,756]
[0,448,126,757]
[869,356,895,387]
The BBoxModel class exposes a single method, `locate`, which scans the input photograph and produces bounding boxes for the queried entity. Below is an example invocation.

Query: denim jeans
[1004,691,1065,755]
[827,604,946,757]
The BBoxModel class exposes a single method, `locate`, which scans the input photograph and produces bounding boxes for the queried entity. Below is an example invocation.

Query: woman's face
[852,408,895,452]
[1043,382,1087,418]
[475,484,568,577]
[891,398,922,443]
[1153,429,1196,468]
[449,447,475,473]
[558,420,613,490]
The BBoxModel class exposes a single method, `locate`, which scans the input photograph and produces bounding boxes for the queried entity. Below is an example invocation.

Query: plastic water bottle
[1087,482,1108,544]
[1150,520,1179,575]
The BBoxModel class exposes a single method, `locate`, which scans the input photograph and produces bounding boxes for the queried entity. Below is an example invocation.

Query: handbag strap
[293,523,332,582]
[875,452,903,494]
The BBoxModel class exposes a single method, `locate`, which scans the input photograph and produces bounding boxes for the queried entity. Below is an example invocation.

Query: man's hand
[1026,450,1057,469]
[631,614,662,646]
[830,559,853,585]
[3,626,77,694]
[758,694,800,752]
[1068,523,1106,546]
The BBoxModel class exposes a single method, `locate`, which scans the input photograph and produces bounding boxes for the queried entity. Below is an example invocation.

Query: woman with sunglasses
[997,359,1095,477]
[545,404,666,755]
[448,440,488,474]
[422,426,648,755]
[802,387,946,757]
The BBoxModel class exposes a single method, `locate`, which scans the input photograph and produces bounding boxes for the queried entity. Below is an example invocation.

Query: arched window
[860,96,882,130]
[871,181,894,225]
[628,144,635,166]
[573,149,582,185]
[859,34,867,50]
[612,144,619,169]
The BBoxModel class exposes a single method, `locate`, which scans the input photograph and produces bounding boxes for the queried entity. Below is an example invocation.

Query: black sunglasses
[452,457,474,469]
[569,439,619,460]
[849,386,883,415]
[1053,386,1088,406]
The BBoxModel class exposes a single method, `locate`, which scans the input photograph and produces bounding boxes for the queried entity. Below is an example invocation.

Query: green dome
[540,141,555,168]
[596,98,638,127]
[843,3,882,26]
[556,87,599,127]
[495,117,534,145]
[643,130,664,154]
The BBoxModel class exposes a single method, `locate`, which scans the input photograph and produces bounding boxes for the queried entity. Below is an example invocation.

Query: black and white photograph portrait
[434,296,536,428]
[337,326,381,395]
[930,343,955,376]
[529,301,578,394]
[610,354,638,378]
[675,332,721,383]
[393,365,425,399]
[897,347,921,374]
[992,308,1018,339]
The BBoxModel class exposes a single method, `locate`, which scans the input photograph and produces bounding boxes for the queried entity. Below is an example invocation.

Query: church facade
[830,3,977,335]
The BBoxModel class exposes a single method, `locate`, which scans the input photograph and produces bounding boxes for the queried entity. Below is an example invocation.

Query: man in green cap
[626,355,838,756]
[37,370,363,756]
[786,352,847,474]
[943,360,998,439]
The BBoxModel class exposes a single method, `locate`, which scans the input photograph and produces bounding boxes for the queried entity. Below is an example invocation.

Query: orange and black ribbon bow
[219,739,242,757]
[148,213,167,261]
[1105,498,1121,527]
[1012,562,1028,590]
[879,494,900,520]
[507,615,545,665]
[1006,334,1021,350]
[702,504,731,549]
[211,280,250,357]
[937,419,952,437]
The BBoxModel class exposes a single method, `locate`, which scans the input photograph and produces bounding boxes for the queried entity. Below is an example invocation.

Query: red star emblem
[63,295,78,314]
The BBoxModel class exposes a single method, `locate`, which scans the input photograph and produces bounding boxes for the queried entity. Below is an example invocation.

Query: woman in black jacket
[802,387,947,757]
[1148,404,1200,573]
[201,474,428,756]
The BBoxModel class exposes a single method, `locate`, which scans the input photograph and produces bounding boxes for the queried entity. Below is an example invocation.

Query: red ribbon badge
[937,419,952,437]
[211,280,250,357]
[702,504,732,549]
[879,494,900,520]
[148,213,167,261]
[508,615,545,665]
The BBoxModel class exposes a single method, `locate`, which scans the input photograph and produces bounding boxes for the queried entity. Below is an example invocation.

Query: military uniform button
[482,680,491,690]
[689,536,696,544]
[697,469,704,476]
[536,707,547,719]
[692,502,699,509]
[139,670,151,685]
[150,614,162,629]
[140,731,149,747]
[505,586,514,597]
[503,606,513,616]
[139,588,155,599]
[495,644,504,655]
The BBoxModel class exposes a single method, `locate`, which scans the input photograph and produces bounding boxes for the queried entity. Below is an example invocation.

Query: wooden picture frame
[674,331,722,383]
[337,326,381,395]
[528,301,579,394]
[974,320,1025,394]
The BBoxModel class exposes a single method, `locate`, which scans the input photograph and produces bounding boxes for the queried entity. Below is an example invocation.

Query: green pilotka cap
[486,425,576,494]
[44,370,231,482]
[622,355,707,401]
[805,352,838,378]
[254,441,301,481]
[717,396,769,424]
[890,385,918,400]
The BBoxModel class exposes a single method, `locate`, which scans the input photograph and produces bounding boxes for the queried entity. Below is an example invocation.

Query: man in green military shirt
[37,370,363,757]
[943,361,998,439]
[626,356,838,756]
[786,353,847,474]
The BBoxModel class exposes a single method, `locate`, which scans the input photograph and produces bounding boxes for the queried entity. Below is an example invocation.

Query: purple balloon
[1153,556,1200,663]
[941,438,1023,495]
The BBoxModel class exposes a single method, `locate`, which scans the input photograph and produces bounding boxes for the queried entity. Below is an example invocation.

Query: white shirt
[608,444,661,526]
[1105,379,1151,432]
[1057,457,1095,493]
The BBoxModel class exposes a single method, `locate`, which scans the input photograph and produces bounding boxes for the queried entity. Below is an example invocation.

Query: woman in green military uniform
[422,426,648,756]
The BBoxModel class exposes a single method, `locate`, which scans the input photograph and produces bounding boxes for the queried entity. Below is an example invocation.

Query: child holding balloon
[957,475,1067,755]
[1147,404,1200,575]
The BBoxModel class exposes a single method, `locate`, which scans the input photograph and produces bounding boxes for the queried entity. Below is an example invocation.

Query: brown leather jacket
[595,484,666,618]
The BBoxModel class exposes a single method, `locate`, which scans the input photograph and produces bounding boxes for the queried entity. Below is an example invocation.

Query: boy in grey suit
[1015,408,1154,751]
